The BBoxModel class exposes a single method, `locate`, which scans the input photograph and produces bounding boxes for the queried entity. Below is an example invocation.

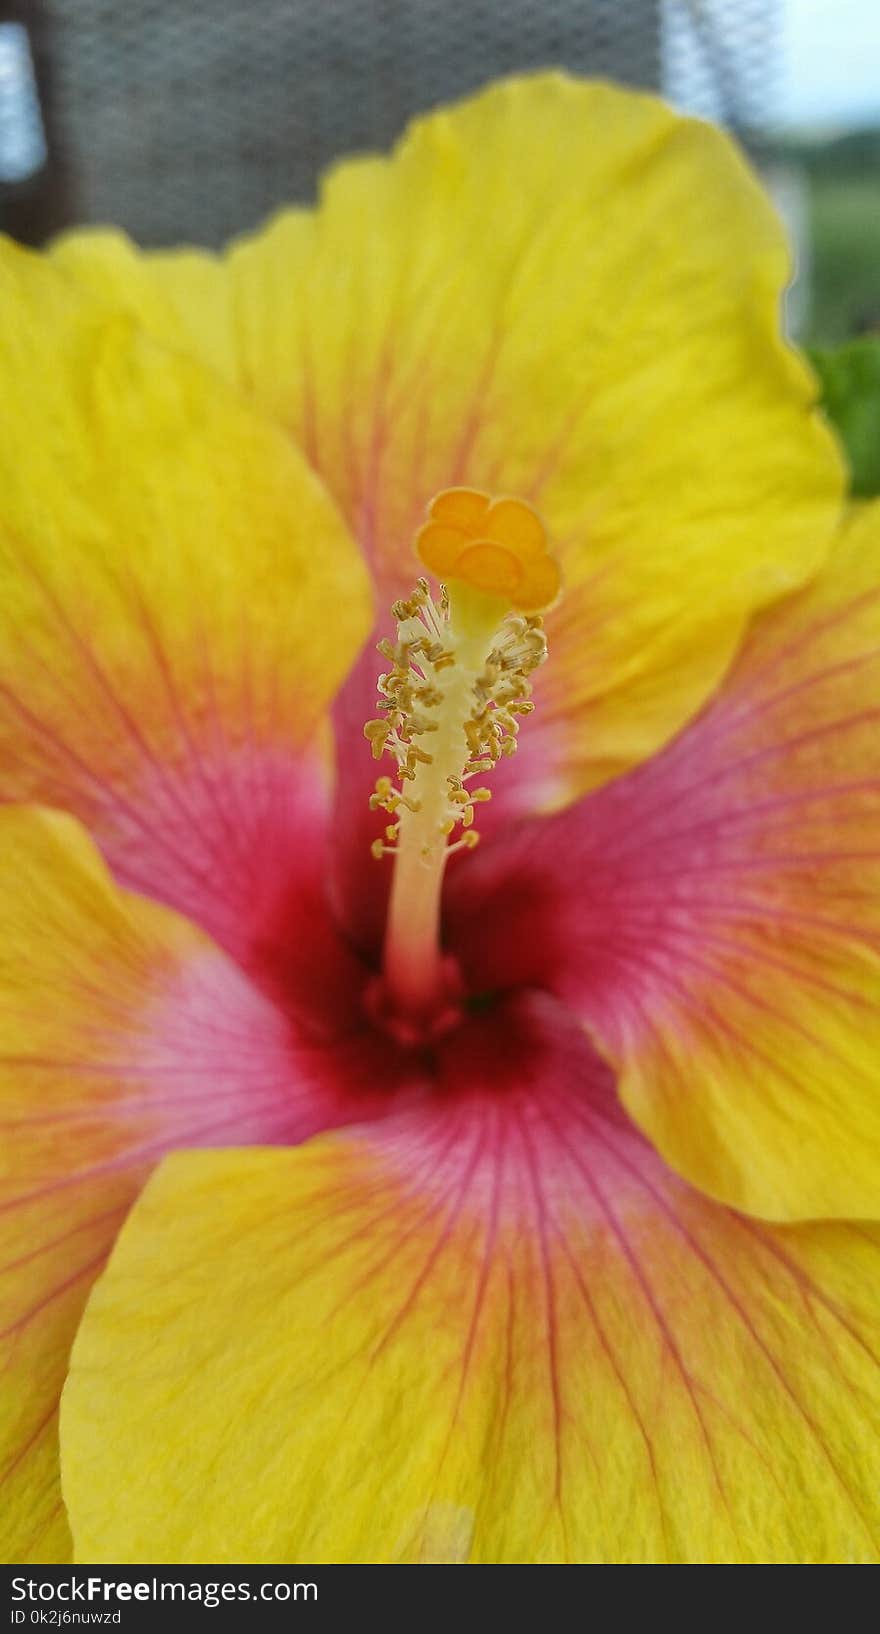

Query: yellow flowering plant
[1,74,878,1565]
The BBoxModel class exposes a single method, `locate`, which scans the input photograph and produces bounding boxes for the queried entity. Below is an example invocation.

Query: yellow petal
[62,999,880,1564]
[611,500,880,1218]
[51,228,239,385]
[0,805,317,1563]
[57,75,846,803]
[0,237,370,939]
[454,501,880,1219]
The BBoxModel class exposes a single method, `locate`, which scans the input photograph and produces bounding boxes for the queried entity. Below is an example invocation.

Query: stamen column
[365,575,547,1024]
[381,616,490,1016]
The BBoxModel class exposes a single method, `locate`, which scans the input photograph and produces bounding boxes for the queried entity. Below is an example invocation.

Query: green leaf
[808,336,880,499]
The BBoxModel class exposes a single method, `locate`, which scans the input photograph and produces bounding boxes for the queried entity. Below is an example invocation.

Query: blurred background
[1,0,878,344]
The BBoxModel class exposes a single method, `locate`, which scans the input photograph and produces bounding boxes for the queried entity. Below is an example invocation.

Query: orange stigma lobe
[416,488,561,612]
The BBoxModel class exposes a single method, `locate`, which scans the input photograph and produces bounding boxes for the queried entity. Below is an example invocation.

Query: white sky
[776,0,880,128]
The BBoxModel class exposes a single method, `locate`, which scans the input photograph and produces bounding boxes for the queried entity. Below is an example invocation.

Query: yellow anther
[363,719,390,759]
[369,774,401,813]
[407,713,440,735]
[413,684,444,707]
[448,828,480,855]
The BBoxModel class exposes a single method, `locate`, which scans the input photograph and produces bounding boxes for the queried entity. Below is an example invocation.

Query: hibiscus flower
[1,74,878,1566]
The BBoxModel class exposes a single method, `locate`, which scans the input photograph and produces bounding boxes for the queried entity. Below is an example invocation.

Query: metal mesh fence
[8,0,779,247]
[664,0,780,134]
